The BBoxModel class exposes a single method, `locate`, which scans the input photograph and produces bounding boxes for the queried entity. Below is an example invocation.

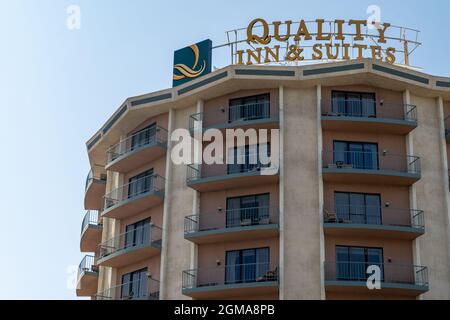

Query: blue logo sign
[173,39,212,87]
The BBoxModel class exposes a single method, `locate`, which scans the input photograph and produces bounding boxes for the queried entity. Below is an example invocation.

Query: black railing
[323,150,421,174]
[96,278,160,300]
[78,255,97,280]
[324,206,424,230]
[322,99,417,122]
[106,125,168,163]
[185,206,279,233]
[103,174,165,210]
[85,169,107,190]
[189,102,271,131]
[324,261,428,287]
[182,262,278,290]
[97,224,162,260]
[81,210,101,235]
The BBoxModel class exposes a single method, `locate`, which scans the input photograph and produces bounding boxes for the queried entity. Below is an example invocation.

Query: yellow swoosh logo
[173,44,207,81]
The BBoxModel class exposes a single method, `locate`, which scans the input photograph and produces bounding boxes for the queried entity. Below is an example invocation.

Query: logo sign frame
[173,39,212,87]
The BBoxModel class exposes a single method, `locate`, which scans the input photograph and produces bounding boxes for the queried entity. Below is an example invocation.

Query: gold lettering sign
[240,18,401,65]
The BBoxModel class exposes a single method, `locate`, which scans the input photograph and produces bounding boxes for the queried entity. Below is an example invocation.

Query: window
[336,246,384,282]
[332,91,376,117]
[128,169,154,199]
[333,141,379,170]
[334,192,382,224]
[227,143,270,174]
[131,123,156,151]
[226,194,270,228]
[124,218,151,249]
[229,94,270,123]
[121,268,148,299]
[225,247,270,284]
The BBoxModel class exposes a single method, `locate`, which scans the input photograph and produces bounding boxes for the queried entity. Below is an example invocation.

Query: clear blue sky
[0,0,448,300]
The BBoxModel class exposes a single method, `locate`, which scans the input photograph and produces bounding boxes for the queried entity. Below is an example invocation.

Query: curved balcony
[102,174,165,219]
[187,164,279,192]
[324,261,429,297]
[84,169,106,210]
[76,255,99,297]
[182,262,279,299]
[323,206,424,240]
[105,125,168,173]
[185,206,279,244]
[321,100,417,134]
[322,150,421,186]
[96,278,160,300]
[80,211,103,252]
[97,224,162,268]
[189,102,279,133]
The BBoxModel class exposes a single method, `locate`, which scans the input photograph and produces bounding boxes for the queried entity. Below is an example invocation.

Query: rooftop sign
[217,18,421,67]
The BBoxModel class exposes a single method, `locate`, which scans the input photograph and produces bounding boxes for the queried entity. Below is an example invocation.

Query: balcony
[105,125,168,173]
[84,169,107,210]
[182,262,279,299]
[102,174,165,219]
[323,206,424,240]
[324,262,429,296]
[185,206,279,244]
[76,255,99,297]
[189,102,278,133]
[187,164,279,192]
[322,151,421,186]
[321,100,417,134]
[96,278,160,300]
[97,224,162,268]
[80,211,103,252]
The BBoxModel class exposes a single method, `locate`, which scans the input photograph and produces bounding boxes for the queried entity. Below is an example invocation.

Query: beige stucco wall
[162,105,197,300]
[410,94,450,299]
[282,86,322,299]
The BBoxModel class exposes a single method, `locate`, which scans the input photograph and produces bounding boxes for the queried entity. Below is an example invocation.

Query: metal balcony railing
[182,262,279,290]
[324,261,428,287]
[103,174,165,210]
[324,206,424,230]
[81,211,101,235]
[97,224,162,260]
[85,169,107,190]
[186,149,273,183]
[185,206,279,233]
[322,150,421,174]
[106,125,168,164]
[189,102,271,131]
[78,255,97,280]
[96,278,160,300]
[322,99,417,122]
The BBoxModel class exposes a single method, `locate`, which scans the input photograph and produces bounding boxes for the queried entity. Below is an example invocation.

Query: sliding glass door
[131,123,156,151]
[121,268,148,299]
[229,94,270,123]
[336,246,384,282]
[331,91,376,117]
[225,248,270,284]
[124,218,151,248]
[334,192,382,224]
[226,194,270,228]
[227,144,270,174]
[333,141,379,170]
[128,169,154,199]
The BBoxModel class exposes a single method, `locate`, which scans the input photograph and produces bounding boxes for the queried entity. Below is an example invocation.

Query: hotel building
[77,58,450,300]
